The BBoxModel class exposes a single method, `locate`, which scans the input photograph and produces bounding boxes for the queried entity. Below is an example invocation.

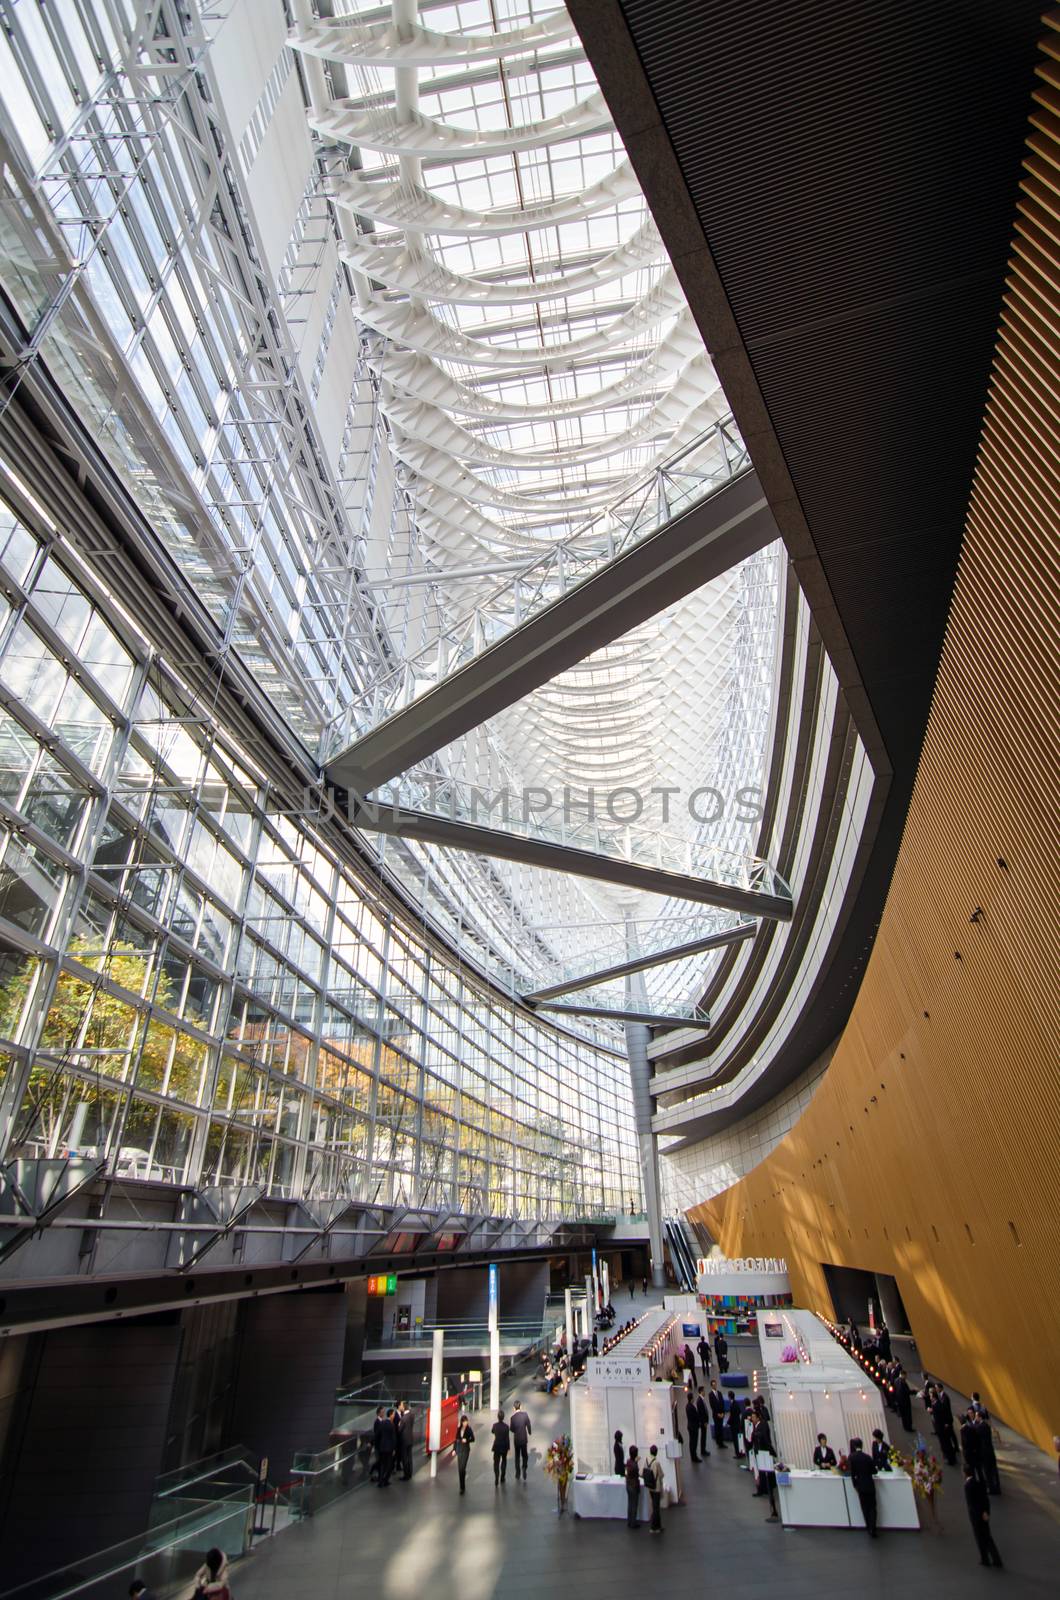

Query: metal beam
[349,798,794,917]
[327,468,776,791]
[523,919,756,1001]
[534,1001,711,1028]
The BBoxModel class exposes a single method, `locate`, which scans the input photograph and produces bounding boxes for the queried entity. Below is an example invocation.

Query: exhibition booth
[695,1255,793,1335]
[757,1310,918,1530]
[570,1308,685,1519]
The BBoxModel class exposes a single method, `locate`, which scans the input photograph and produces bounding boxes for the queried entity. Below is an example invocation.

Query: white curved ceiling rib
[292,0,781,1001]
[340,218,665,304]
[290,8,577,67]
[356,271,684,367]
[332,160,640,234]
[313,90,613,157]
[373,318,705,420]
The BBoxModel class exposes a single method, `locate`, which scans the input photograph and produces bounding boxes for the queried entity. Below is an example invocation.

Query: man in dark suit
[714,1330,729,1374]
[878,1322,892,1360]
[964,1465,1004,1566]
[376,1408,397,1487]
[707,1379,727,1449]
[894,1372,914,1432]
[933,1387,959,1465]
[371,1405,385,1481]
[979,1414,1002,1495]
[697,1335,711,1375]
[961,1409,987,1485]
[685,1391,702,1462]
[727,1391,744,1458]
[847,1437,878,1536]
[695,1385,712,1456]
[491,1408,511,1485]
[871,1429,891,1473]
[397,1400,415,1479]
[510,1401,532,1480]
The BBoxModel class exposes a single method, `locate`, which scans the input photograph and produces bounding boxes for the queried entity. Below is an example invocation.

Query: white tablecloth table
[776,1468,919,1530]
[572,1474,652,1519]
[845,1470,919,1529]
[777,1469,850,1526]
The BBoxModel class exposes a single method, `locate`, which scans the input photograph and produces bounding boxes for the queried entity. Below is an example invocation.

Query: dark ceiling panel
[618,0,1040,768]
[571,0,1041,1123]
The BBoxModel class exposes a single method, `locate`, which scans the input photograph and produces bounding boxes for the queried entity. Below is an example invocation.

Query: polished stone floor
[240,1297,1060,1599]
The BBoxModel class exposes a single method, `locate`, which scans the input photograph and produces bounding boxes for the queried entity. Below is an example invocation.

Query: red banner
[429,1393,462,1453]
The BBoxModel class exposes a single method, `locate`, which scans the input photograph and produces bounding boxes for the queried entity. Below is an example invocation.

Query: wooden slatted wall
[693,11,1060,1452]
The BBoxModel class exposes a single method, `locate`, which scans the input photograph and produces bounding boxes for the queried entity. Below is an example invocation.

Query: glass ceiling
[0,0,783,1032]
[291,0,784,1016]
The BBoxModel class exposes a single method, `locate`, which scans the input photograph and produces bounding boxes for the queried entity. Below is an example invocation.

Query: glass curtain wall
[0,486,638,1217]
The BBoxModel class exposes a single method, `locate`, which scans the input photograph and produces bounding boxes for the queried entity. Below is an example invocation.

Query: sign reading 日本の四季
[584,1357,651,1386]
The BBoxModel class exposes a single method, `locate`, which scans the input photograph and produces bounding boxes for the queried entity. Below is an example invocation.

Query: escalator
[664,1216,699,1292]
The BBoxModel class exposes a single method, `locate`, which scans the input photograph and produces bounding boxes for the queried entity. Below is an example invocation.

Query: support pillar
[625,1018,666,1291]
[228,1285,347,1483]
[0,1322,181,1588]
[428,1328,444,1478]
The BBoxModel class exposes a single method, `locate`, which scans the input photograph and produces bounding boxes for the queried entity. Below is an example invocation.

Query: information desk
[845,1471,919,1530]
[776,1469,849,1527]
[777,1469,919,1530]
[572,1474,653,1520]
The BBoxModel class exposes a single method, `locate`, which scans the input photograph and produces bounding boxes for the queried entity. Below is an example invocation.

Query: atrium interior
[0,1,1055,1596]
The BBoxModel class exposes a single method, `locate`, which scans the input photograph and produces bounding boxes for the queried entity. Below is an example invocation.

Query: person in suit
[751,1411,778,1518]
[878,1322,892,1360]
[933,1387,959,1465]
[625,1445,642,1527]
[961,1408,987,1486]
[871,1429,892,1472]
[397,1400,415,1480]
[697,1334,711,1374]
[370,1405,385,1481]
[727,1391,744,1458]
[894,1372,914,1432]
[812,1433,837,1469]
[964,1464,1004,1566]
[685,1391,702,1462]
[376,1408,397,1487]
[694,1386,712,1456]
[683,1342,697,1379]
[453,1414,474,1495]
[510,1401,532,1481]
[707,1379,727,1449]
[491,1408,510,1485]
[979,1414,1002,1494]
[714,1330,729,1374]
[613,1430,625,1476]
[847,1437,878,1536]
[644,1444,665,1534]
[848,1318,863,1351]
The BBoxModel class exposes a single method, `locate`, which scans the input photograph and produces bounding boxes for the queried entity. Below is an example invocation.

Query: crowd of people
[369,1400,418,1486]
[168,1295,1024,1589]
[836,1318,1006,1566]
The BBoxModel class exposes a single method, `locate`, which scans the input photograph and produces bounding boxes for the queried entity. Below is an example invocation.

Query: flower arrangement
[836,1452,850,1475]
[544,1434,575,1511]
[911,1450,943,1499]
[779,1344,799,1363]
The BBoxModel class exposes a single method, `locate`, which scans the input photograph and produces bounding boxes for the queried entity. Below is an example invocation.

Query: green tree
[0,938,205,1152]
